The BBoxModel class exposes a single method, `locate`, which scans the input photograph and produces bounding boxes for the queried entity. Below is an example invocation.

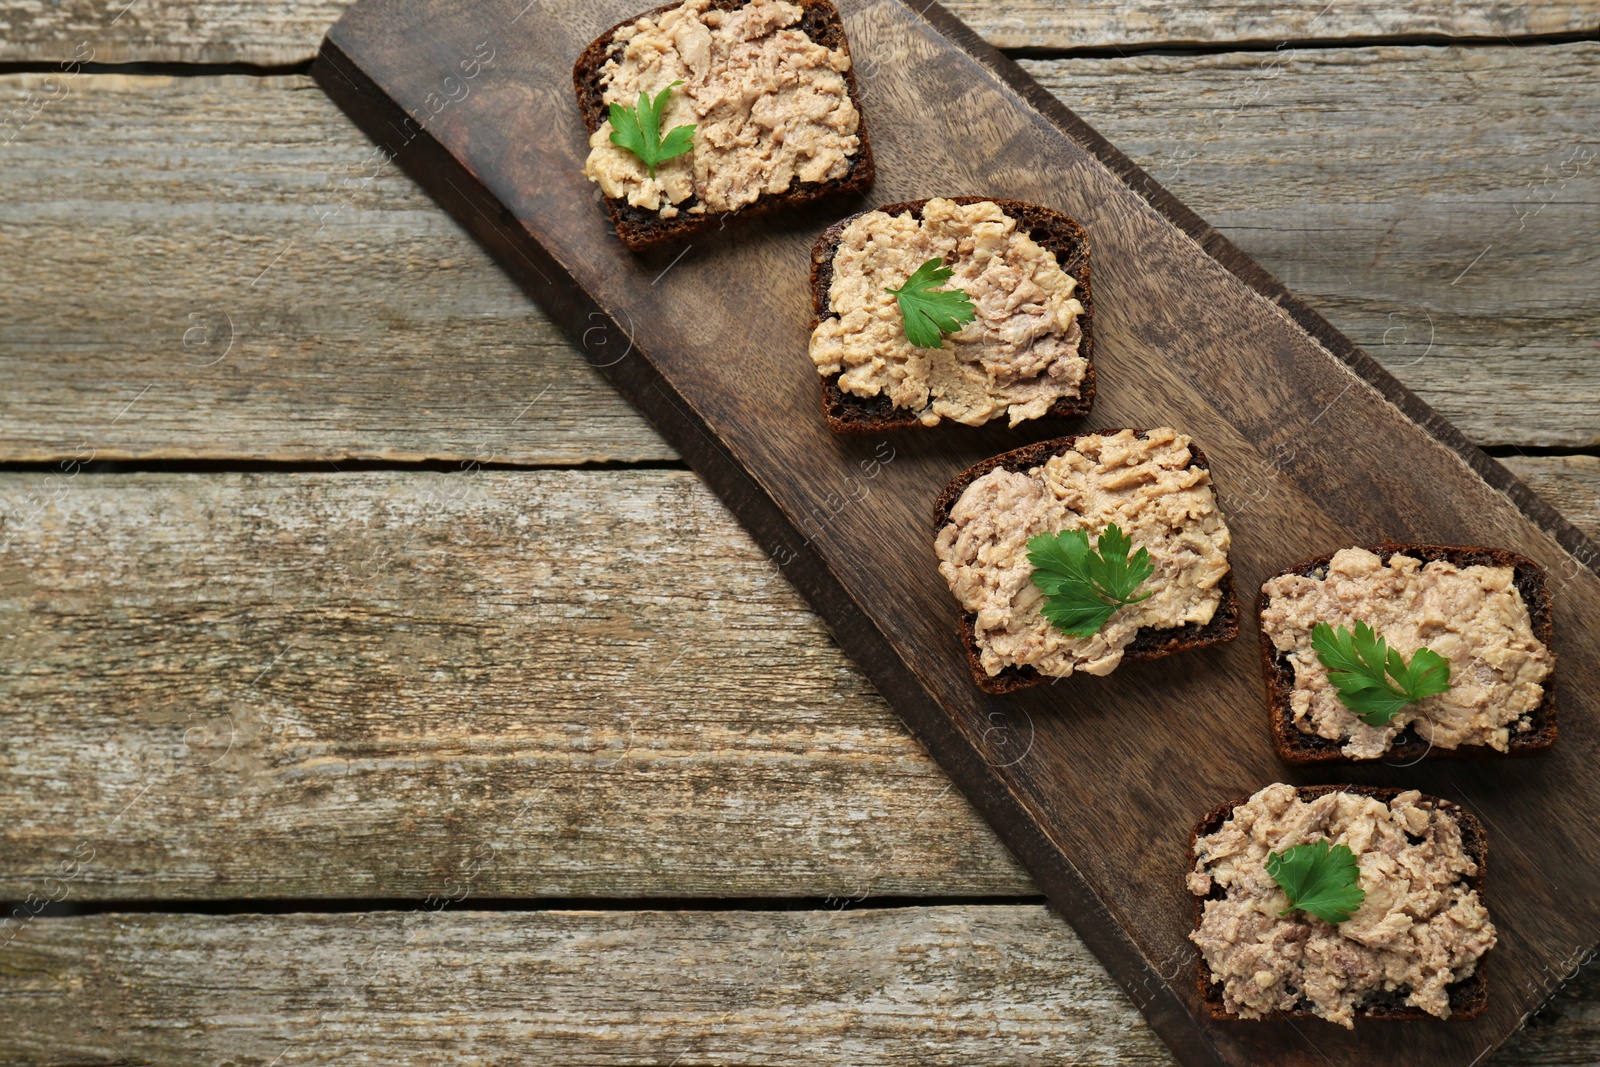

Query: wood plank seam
[1004,28,1600,60]
[2,28,1597,78]
[7,0,1600,63]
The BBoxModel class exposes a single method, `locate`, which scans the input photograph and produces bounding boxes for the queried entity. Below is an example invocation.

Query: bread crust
[572,0,875,251]
[1258,543,1558,765]
[932,430,1239,695]
[810,197,1095,433]
[1190,784,1489,1022]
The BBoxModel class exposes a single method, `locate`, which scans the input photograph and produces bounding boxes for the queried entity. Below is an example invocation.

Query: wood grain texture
[0,459,1593,900]
[1504,455,1600,533]
[0,909,1593,1067]
[0,72,673,465]
[4,44,1596,462]
[955,1,1600,50]
[306,0,1600,1060]
[0,469,1028,899]
[3,10,1600,1067]
[4,0,1596,64]
[0,907,1174,1067]
[1024,44,1600,448]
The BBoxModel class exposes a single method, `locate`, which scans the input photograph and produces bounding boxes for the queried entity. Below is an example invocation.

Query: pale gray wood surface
[1,908,1172,1066]
[0,469,1027,899]
[4,0,1595,65]
[0,461,1593,900]
[2,45,1596,463]
[0,73,672,465]
[0,908,1592,1067]
[1505,455,1600,532]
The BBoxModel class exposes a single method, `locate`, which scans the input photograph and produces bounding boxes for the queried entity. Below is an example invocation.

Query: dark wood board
[310,3,1600,1064]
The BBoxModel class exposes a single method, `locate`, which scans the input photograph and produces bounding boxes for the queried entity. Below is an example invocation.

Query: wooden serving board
[311,3,1600,1063]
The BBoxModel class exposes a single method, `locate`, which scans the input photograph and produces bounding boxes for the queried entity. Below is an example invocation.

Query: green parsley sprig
[886,258,977,348]
[1311,621,1453,727]
[1266,839,1365,925]
[608,80,696,178]
[1026,524,1154,638]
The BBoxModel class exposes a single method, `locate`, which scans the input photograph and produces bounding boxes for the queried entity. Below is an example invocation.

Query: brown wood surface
[0,459,1589,1058]
[4,47,1596,461]
[302,1,1600,1064]
[5,0,1596,65]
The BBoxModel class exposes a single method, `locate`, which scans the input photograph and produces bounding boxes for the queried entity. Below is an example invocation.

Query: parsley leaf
[608,80,696,178]
[1026,523,1155,638]
[886,258,978,348]
[1266,839,1366,925]
[1310,621,1453,726]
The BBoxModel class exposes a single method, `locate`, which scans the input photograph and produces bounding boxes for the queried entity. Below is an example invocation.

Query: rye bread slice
[1259,543,1557,765]
[1191,784,1489,1023]
[810,197,1095,433]
[572,0,875,251]
[933,431,1239,696]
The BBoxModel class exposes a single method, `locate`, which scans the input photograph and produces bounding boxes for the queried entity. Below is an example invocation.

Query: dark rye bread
[572,0,875,250]
[1191,784,1489,1023]
[932,431,1239,696]
[811,197,1095,433]
[1259,543,1558,765]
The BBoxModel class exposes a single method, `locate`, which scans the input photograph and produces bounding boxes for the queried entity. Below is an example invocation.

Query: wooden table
[2,2,1597,1063]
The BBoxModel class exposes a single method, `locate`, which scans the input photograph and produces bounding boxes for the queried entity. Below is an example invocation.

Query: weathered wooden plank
[1,458,1593,902]
[1504,455,1600,533]
[1022,44,1600,448]
[0,469,1029,900]
[0,908,1592,1067]
[2,0,1596,64]
[3,45,1595,463]
[0,907,1171,1066]
[964,1,1600,51]
[0,72,675,465]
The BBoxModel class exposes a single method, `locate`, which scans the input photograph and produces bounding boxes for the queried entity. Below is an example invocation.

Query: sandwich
[1190,783,1494,1027]
[810,197,1093,431]
[573,0,873,249]
[933,428,1236,694]
[1258,544,1556,763]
